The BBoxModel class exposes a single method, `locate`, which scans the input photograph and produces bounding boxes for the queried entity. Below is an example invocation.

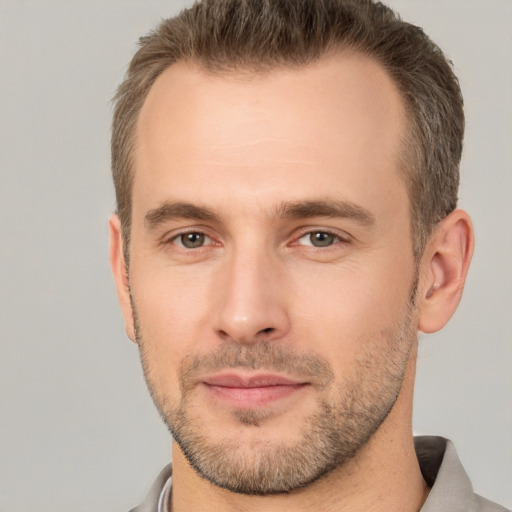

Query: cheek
[130,264,214,386]
[132,255,212,326]
[289,258,415,366]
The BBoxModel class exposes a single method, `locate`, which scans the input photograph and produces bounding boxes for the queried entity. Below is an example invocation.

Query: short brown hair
[112,0,464,259]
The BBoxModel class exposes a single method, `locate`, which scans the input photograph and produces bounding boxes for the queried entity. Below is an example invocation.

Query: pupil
[311,232,334,247]
[182,232,204,248]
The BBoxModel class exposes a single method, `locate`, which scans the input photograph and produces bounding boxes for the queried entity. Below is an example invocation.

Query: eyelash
[297,231,339,247]
[293,228,350,248]
[167,231,216,249]
[164,227,349,250]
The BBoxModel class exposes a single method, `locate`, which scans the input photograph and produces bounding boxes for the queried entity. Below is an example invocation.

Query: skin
[110,53,474,512]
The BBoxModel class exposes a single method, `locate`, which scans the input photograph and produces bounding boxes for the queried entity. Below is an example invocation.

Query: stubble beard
[133,296,417,496]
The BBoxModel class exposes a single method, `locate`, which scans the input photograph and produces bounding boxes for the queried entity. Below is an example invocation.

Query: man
[109,1,508,511]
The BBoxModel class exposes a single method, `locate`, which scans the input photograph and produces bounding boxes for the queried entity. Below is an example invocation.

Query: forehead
[133,53,409,220]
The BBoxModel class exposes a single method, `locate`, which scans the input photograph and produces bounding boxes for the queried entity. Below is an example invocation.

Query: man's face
[123,54,419,494]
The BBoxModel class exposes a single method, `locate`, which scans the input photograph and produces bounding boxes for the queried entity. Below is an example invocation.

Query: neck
[171,349,429,512]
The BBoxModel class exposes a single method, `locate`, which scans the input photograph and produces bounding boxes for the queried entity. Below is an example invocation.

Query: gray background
[0,0,510,510]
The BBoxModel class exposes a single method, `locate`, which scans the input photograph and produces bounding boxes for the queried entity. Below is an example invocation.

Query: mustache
[179,341,334,390]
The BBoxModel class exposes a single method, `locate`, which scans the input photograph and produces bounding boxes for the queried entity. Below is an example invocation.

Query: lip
[201,372,309,408]
[204,373,304,388]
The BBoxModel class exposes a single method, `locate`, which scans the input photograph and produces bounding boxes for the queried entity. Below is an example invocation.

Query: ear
[418,209,474,333]
[109,214,136,342]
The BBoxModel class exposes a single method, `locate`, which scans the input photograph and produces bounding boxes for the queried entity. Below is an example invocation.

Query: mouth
[201,372,310,408]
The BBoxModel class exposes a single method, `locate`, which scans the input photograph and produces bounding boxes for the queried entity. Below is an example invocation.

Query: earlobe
[418,209,474,333]
[109,214,136,342]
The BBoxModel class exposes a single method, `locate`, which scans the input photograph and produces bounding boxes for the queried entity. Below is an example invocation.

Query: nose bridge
[213,239,289,343]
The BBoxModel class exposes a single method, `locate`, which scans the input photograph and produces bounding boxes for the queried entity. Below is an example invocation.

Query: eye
[297,231,341,247]
[173,232,211,249]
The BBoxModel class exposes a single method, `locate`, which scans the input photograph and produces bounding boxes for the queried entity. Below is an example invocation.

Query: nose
[212,245,290,344]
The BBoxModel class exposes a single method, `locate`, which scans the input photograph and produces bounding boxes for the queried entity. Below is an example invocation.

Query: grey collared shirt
[130,436,510,512]
[415,437,508,512]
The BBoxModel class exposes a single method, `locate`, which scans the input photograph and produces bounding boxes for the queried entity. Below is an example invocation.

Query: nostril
[259,327,274,334]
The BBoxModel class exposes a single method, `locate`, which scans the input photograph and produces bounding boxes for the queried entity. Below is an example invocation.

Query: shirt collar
[158,472,173,512]
[415,436,476,512]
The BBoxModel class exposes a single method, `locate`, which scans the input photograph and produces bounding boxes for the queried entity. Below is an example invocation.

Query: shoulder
[415,436,510,512]
[129,463,173,512]
[474,494,511,512]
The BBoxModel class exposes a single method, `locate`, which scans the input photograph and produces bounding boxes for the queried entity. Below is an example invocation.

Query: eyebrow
[274,199,375,226]
[145,201,220,229]
[144,198,375,229]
